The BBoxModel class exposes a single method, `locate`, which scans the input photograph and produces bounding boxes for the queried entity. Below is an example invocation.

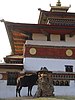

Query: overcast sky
[0,0,75,62]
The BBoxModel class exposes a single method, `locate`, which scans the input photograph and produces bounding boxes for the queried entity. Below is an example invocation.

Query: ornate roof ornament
[56,0,61,6]
[50,0,70,12]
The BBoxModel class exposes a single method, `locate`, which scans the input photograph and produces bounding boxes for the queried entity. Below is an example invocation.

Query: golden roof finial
[56,0,61,6]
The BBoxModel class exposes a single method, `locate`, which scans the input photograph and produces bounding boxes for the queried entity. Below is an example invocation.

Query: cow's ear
[40,67,43,70]
[44,67,48,71]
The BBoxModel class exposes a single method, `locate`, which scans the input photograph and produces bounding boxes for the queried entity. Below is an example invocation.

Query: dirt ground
[2,96,75,100]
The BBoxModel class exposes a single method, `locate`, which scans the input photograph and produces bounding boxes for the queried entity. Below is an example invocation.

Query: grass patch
[34,97,57,100]
[34,96,75,100]
[1,96,75,100]
[56,96,75,100]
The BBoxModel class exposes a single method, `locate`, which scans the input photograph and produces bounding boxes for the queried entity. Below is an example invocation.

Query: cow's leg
[28,86,30,96]
[16,87,17,97]
[28,86,33,96]
[16,85,19,97]
[18,86,22,97]
[30,86,33,96]
[16,88,18,97]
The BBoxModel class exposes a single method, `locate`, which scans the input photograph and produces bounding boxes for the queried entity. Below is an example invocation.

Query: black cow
[16,74,38,97]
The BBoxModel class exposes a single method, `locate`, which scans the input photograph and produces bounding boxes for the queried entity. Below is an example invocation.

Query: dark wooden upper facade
[4,21,75,56]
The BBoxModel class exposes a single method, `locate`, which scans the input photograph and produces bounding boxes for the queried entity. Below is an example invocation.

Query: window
[7,72,18,85]
[53,80,70,86]
[60,34,65,41]
[64,81,70,86]
[65,65,73,72]
[29,33,32,40]
[47,34,51,41]
[55,80,59,86]
[60,81,64,86]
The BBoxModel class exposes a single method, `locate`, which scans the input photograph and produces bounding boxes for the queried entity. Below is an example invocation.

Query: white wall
[0,80,16,98]
[0,80,29,98]
[51,34,60,41]
[33,33,47,41]
[0,80,75,98]
[66,35,75,42]
[32,34,75,42]
[0,80,36,98]
[54,81,75,96]
[23,58,75,72]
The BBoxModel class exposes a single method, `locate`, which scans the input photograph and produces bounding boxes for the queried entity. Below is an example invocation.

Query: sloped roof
[38,9,75,24]
[2,20,75,55]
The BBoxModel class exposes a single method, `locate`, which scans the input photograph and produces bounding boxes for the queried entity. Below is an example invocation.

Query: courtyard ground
[1,96,75,100]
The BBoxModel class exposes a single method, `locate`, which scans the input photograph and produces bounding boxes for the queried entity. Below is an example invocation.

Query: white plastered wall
[32,33,47,41]
[23,58,75,72]
[66,35,75,42]
[51,34,60,41]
